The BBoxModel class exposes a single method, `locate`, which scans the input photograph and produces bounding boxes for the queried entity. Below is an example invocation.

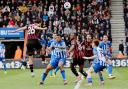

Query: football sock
[99,76,104,81]
[29,64,34,73]
[79,69,87,78]
[3,63,7,71]
[42,73,47,81]
[61,70,66,81]
[71,65,79,76]
[87,77,92,83]
[107,64,113,76]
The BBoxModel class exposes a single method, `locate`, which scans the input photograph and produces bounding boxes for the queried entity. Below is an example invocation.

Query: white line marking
[74,76,84,89]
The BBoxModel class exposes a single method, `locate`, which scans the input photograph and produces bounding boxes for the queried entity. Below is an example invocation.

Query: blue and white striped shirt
[50,40,66,59]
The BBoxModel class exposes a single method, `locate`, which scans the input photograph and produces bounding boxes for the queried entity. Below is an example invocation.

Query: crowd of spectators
[0,0,112,47]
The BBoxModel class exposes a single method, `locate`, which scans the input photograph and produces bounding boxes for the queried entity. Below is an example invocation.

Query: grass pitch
[0,68,128,89]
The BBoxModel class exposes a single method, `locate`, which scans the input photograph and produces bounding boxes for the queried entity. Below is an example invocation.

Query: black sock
[79,70,87,78]
[71,64,79,76]
[29,64,34,73]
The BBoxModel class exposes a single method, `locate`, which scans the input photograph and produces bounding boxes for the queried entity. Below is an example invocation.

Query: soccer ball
[64,2,71,9]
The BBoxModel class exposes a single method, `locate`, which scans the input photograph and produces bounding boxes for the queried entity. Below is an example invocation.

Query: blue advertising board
[0,28,24,39]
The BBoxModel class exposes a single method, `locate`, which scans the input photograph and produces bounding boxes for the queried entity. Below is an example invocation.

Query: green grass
[0,68,128,89]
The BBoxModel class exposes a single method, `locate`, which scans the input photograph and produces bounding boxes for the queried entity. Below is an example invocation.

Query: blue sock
[42,73,47,81]
[87,77,92,83]
[107,64,112,75]
[61,70,66,81]
[3,63,7,71]
[99,76,104,81]
[49,70,53,76]
[55,67,59,74]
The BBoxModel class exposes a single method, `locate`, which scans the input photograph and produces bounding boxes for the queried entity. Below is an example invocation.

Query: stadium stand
[0,0,111,57]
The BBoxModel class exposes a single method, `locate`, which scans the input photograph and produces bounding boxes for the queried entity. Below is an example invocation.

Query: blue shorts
[50,57,66,68]
[0,57,5,62]
[93,62,106,73]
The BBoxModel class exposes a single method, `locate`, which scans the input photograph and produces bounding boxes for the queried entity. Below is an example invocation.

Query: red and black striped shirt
[71,40,84,59]
[27,24,40,39]
[81,40,93,57]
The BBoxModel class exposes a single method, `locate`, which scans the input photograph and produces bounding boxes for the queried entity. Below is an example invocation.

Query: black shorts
[27,39,42,56]
[71,58,84,66]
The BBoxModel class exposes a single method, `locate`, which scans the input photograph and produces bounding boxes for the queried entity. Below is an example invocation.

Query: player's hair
[93,39,99,47]
[56,34,62,37]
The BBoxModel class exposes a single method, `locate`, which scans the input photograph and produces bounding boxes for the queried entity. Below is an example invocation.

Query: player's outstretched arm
[10,26,27,33]
[35,26,47,30]
[83,55,97,60]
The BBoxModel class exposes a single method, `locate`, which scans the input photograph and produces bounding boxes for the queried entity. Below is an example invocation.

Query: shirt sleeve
[61,41,66,48]
[50,41,55,48]
[93,48,97,56]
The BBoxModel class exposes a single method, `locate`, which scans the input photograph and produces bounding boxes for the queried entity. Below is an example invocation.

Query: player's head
[56,34,62,42]
[86,34,92,42]
[92,39,99,48]
[103,35,108,42]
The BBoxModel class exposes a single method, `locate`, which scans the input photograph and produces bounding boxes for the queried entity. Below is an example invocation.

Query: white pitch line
[74,76,84,89]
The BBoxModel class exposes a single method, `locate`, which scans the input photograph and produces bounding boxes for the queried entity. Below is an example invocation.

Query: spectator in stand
[0,0,112,58]
[42,9,49,22]
[3,16,9,27]
[18,3,28,13]
[14,46,22,60]
[63,22,72,35]
[14,12,21,23]
[119,40,124,55]
[0,16,3,27]
[7,17,15,28]
[2,4,10,16]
